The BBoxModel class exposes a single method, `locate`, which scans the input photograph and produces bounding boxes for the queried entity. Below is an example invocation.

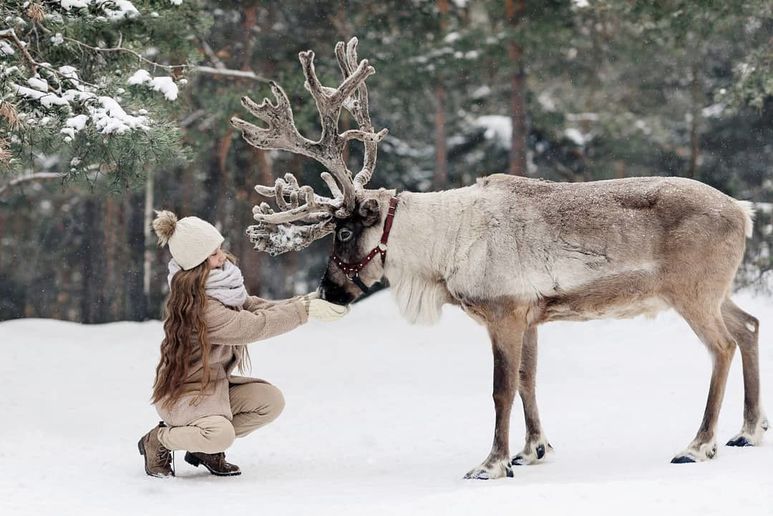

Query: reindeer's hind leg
[512,325,553,466]
[721,298,768,447]
[672,302,737,463]
[463,303,527,480]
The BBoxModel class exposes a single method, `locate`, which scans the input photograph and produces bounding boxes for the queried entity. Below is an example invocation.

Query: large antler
[335,37,383,192]
[231,37,387,255]
[244,172,342,255]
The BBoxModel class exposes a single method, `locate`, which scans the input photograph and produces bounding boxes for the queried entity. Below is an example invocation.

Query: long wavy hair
[151,259,212,408]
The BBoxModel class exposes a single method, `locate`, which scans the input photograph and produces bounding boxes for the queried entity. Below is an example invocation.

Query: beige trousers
[157,383,285,454]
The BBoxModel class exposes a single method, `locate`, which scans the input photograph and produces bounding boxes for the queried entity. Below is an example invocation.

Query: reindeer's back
[477,174,747,244]
[457,174,750,301]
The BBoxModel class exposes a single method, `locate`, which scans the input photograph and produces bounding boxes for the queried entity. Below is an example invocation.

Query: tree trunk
[142,168,154,313]
[103,195,123,320]
[613,160,626,179]
[126,188,147,320]
[330,0,355,37]
[432,0,450,190]
[216,129,235,227]
[0,210,5,272]
[241,3,259,71]
[242,5,277,297]
[181,165,194,214]
[687,60,702,179]
[432,83,448,190]
[241,148,273,296]
[202,150,222,223]
[506,0,528,176]
[81,196,107,323]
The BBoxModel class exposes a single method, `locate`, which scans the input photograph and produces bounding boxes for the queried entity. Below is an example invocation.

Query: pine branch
[199,38,226,70]
[0,28,99,88]
[0,28,39,73]
[194,66,269,82]
[196,37,267,81]
[61,34,269,81]
[59,34,188,71]
[5,23,267,85]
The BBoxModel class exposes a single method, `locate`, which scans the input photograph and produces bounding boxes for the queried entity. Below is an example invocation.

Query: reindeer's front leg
[464,306,527,480]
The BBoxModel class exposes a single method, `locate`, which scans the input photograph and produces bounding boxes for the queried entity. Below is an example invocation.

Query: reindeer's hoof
[726,418,767,447]
[463,469,491,480]
[726,435,753,447]
[672,441,717,463]
[511,455,528,466]
[512,441,553,466]
[463,461,513,480]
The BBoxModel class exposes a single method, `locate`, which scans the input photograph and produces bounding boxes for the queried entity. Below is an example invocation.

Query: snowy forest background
[1,0,772,323]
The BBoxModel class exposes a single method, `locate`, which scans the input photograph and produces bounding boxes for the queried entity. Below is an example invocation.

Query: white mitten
[307,299,350,322]
[301,290,321,302]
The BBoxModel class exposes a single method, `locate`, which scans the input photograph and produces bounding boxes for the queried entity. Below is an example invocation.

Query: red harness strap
[331,196,399,279]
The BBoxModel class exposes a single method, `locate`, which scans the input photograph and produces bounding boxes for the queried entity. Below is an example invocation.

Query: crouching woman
[138,211,348,478]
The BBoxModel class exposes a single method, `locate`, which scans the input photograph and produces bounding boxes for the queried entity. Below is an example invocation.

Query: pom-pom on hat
[152,210,224,270]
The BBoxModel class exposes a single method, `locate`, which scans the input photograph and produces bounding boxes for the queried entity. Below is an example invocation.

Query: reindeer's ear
[358,199,381,227]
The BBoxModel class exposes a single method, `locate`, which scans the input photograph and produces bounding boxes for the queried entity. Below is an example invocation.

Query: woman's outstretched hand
[301,291,320,302]
[305,298,350,322]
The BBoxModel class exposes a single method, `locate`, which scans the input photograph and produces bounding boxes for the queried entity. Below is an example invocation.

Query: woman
[138,210,348,478]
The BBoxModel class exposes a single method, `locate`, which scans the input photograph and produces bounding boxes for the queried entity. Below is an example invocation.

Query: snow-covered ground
[1,291,771,515]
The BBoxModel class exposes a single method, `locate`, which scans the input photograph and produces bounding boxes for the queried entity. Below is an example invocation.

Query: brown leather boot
[184,451,241,476]
[138,422,174,477]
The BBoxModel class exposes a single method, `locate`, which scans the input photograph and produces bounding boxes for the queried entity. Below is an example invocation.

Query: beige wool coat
[155,295,308,427]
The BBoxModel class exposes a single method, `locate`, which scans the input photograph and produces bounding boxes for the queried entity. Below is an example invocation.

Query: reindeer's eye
[337,227,354,243]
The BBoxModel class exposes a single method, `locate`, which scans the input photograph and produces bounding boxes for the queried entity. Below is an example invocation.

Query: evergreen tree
[0,0,201,321]
[0,0,206,191]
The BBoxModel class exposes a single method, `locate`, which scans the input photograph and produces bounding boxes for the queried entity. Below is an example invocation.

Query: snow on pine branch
[8,64,150,139]
[54,0,184,19]
[127,70,178,101]
[0,1,186,159]
[0,41,14,56]
[56,0,139,21]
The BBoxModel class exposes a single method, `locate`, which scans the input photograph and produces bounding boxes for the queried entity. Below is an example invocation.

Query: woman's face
[207,246,226,269]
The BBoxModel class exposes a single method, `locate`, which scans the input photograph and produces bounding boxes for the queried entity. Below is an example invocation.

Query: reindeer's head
[230,37,394,305]
[318,189,399,304]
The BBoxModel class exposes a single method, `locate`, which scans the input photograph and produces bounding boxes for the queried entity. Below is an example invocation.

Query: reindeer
[231,38,767,479]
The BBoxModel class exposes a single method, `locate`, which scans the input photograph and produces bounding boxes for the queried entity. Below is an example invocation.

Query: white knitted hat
[152,210,224,270]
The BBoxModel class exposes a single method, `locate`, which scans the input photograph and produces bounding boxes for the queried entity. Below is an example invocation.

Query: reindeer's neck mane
[384,188,479,325]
